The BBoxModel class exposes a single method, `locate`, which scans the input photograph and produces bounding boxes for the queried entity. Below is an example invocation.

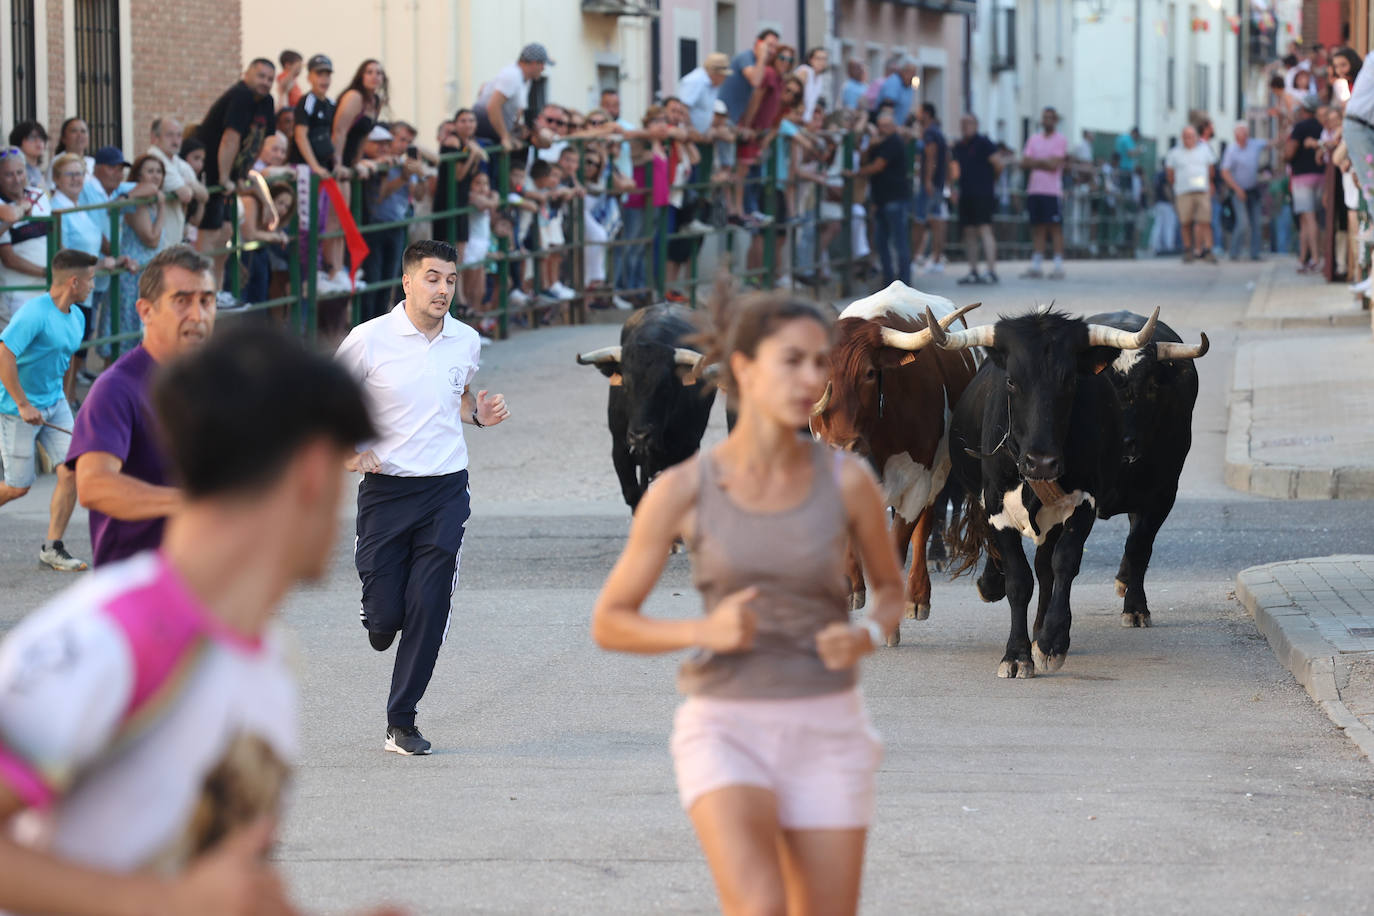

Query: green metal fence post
[651,156,666,299]
[305,173,321,342]
[287,203,302,333]
[107,209,123,356]
[496,150,511,340]
[227,192,241,303]
[840,133,855,298]
[762,146,777,287]
[349,177,365,327]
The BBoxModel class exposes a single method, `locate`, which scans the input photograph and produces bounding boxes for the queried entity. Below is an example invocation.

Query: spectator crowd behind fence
[2,37,1370,367]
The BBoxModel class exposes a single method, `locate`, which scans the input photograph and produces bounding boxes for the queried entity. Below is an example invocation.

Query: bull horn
[1154,332,1209,361]
[1086,306,1159,350]
[673,348,704,367]
[878,301,983,351]
[811,381,833,416]
[576,346,622,365]
[924,305,997,350]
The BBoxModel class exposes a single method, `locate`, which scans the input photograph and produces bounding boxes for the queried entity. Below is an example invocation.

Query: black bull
[930,306,1207,679]
[576,305,715,512]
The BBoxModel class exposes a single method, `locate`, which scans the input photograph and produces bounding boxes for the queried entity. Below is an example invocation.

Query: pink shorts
[670,688,883,830]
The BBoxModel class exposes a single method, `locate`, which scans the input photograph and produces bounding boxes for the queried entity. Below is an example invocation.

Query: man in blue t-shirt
[875,56,919,126]
[912,102,949,274]
[0,250,96,571]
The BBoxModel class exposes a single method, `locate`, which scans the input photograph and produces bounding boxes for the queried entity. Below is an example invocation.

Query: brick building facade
[4,0,240,157]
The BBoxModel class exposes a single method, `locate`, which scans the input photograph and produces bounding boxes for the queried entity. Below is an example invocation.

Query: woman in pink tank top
[592,287,905,915]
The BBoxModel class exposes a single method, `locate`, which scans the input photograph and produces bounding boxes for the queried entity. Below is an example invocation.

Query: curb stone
[1225,337,1374,499]
[1237,557,1374,760]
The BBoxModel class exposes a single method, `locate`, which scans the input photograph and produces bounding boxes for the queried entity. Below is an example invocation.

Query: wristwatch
[470,409,485,428]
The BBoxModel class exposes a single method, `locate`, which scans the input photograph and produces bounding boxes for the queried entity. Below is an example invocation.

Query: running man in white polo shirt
[337,239,510,756]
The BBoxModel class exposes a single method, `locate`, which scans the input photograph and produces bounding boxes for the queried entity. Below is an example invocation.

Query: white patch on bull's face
[840,281,958,325]
[1110,347,1146,376]
[989,486,1096,545]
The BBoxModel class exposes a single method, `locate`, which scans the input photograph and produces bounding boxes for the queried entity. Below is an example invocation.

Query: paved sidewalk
[1237,556,1374,759]
[1242,259,1370,330]
[1225,330,1374,497]
[1226,256,1374,499]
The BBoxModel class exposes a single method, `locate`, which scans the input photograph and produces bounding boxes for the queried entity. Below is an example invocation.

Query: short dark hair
[922,102,938,120]
[248,58,276,72]
[600,87,619,98]
[402,239,459,274]
[153,325,374,499]
[279,49,302,67]
[529,159,554,181]
[8,120,47,147]
[139,245,213,302]
[757,28,779,41]
[51,249,98,274]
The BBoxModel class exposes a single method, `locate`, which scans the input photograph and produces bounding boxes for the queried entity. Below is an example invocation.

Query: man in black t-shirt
[1285,99,1325,271]
[289,55,339,175]
[849,107,912,286]
[950,113,1002,284]
[195,58,276,292]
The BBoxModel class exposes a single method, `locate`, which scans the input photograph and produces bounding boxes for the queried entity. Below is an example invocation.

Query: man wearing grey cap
[475,43,554,152]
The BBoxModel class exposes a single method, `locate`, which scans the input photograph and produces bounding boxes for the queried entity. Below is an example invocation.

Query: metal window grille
[1193,62,1209,112]
[73,0,122,149]
[992,7,1017,72]
[10,0,37,123]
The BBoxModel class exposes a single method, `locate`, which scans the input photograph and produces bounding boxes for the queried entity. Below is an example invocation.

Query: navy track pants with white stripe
[355,470,471,728]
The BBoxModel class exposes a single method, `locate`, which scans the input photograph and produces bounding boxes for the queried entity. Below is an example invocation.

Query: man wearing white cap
[678,52,733,136]
[475,43,555,151]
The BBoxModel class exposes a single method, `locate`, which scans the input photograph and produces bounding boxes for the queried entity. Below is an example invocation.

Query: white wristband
[859,617,886,650]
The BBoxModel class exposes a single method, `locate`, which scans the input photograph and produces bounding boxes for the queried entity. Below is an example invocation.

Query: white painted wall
[240,0,652,143]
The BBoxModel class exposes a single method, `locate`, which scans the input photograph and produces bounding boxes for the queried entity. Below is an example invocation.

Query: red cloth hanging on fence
[320,178,370,290]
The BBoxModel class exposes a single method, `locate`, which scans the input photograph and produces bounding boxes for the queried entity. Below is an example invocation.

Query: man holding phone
[0,150,53,331]
[359,123,426,320]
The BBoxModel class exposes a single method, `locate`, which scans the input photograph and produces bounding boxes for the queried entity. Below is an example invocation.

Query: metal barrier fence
[1,133,1199,364]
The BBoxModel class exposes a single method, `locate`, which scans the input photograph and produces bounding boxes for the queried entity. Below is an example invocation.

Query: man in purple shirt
[67,246,217,565]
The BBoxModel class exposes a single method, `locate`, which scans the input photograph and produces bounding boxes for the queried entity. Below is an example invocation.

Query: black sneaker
[957,271,982,285]
[385,725,432,756]
[368,630,396,651]
[982,270,1000,284]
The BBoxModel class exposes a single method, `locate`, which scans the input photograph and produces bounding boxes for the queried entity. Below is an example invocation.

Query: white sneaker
[775,273,793,288]
[216,290,245,310]
[478,335,493,347]
[316,270,343,293]
[685,219,713,234]
[910,260,927,276]
[748,210,775,225]
[39,540,87,572]
[926,261,945,275]
[549,282,576,301]
[611,295,634,310]
[330,269,351,290]
[508,288,530,306]
[1348,276,1373,294]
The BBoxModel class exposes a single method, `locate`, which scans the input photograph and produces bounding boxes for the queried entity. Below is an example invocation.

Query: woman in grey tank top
[592,289,905,915]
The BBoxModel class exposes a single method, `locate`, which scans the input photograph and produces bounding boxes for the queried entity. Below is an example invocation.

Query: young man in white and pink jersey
[0,326,398,916]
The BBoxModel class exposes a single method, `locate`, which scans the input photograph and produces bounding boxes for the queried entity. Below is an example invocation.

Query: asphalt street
[2,259,1372,915]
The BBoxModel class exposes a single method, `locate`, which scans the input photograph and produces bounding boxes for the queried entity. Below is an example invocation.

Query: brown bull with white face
[810,282,980,642]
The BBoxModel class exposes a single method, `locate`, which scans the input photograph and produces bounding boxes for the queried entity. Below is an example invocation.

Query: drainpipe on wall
[650,0,662,102]
[1133,0,1142,129]
[799,0,807,50]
